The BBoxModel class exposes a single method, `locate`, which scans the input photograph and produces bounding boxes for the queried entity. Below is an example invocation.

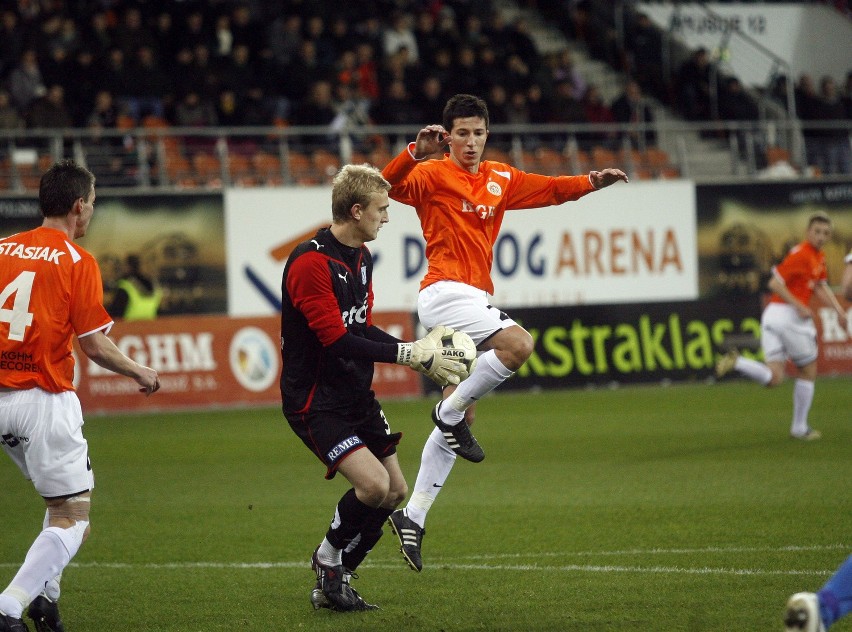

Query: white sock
[404,427,457,528]
[734,356,773,385]
[439,350,514,425]
[791,378,815,436]
[316,538,341,566]
[41,510,61,602]
[0,528,72,619]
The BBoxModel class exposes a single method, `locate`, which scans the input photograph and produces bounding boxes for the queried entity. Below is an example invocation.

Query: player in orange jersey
[0,160,159,632]
[842,247,852,301]
[715,212,847,440]
[382,93,628,572]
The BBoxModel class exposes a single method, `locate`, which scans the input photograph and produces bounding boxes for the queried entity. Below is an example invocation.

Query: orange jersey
[383,145,595,294]
[0,227,113,392]
[769,239,827,306]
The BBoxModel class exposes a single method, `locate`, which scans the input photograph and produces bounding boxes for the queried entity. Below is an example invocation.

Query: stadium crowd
[0,0,850,176]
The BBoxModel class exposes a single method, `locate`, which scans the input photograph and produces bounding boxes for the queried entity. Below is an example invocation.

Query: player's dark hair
[331,163,391,222]
[443,94,489,132]
[807,211,831,228]
[39,159,95,218]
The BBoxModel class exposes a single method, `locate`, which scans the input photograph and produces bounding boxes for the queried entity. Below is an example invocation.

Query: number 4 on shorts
[0,271,36,341]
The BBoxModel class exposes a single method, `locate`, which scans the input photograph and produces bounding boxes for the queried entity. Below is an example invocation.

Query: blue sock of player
[342,507,392,571]
[317,488,373,566]
[819,554,852,628]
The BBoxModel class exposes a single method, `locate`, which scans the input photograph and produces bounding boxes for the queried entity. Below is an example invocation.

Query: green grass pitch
[1,377,850,631]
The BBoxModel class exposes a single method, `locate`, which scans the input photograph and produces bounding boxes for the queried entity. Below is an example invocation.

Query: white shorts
[760,302,818,366]
[417,281,518,346]
[0,388,94,498]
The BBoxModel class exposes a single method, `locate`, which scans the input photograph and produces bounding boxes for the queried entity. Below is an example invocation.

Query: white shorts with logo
[760,302,818,367]
[0,388,94,498]
[417,281,518,346]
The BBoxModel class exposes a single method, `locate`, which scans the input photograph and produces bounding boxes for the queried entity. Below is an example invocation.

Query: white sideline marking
[0,544,843,576]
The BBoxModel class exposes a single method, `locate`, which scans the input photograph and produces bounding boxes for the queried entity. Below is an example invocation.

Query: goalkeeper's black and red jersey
[280,227,396,415]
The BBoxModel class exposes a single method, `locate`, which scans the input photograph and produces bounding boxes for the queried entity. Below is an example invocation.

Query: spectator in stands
[212,13,234,60]
[843,71,852,119]
[290,79,337,149]
[81,10,114,60]
[0,9,26,81]
[266,14,302,67]
[803,75,851,175]
[383,11,419,64]
[282,40,332,108]
[39,45,71,96]
[27,84,73,130]
[179,10,210,52]
[230,3,259,54]
[718,76,761,160]
[241,85,273,127]
[114,6,154,60]
[582,84,618,149]
[677,47,713,122]
[414,11,442,67]
[87,90,120,130]
[8,48,45,112]
[612,79,656,148]
[219,43,257,101]
[506,16,538,64]
[626,12,665,101]
[65,48,99,126]
[504,53,533,96]
[476,44,506,93]
[152,11,179,64]
[215,89,244,127]
[0,89,24,131]
[327,17,356,62]
[370,79,416,126]
[173,90,217,127]
[123,45,167,122]
[354,42,380,102]
[304,15,336,68]
[417,75,447,122]
[451,46,482,96]
[98,47,131,108]
[191,43,223,101]
[548,49,587,101]
[769,73,793,114]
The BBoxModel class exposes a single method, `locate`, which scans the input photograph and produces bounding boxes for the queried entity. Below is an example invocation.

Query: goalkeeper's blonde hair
[331,163,391,223]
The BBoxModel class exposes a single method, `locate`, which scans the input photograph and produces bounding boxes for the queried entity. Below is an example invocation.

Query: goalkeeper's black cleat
[27,596,64,632]
[432,402,484,462]
[310,571,379,611]
[310,549,359,612]
[0,612,29,632]
[388,509,425,572]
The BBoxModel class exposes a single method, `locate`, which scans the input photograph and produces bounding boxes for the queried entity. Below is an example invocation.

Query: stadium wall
[1,179,850,413]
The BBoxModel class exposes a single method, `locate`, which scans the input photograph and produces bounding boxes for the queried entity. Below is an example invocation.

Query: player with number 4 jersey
[0,160,159,632]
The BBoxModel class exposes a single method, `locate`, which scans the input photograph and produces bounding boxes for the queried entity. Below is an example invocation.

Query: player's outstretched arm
[589,168,629,189]
[396,325,476,387]
[78,330,160,395]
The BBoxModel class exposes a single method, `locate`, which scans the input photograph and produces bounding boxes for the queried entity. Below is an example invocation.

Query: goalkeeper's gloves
[396,325,470,387]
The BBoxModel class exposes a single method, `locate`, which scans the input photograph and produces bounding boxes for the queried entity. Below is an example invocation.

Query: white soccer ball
[440,329,478,377]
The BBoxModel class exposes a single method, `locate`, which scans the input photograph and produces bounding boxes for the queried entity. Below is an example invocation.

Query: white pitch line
[0,561,830,577]
[0,545,843,577]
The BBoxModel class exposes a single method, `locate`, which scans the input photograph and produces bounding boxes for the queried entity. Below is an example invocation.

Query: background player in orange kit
[716,212,847,440]
[381,93,628,572]
[0,160,160,632]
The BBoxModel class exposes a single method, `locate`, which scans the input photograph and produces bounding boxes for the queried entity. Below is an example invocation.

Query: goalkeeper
[279,163,473,612]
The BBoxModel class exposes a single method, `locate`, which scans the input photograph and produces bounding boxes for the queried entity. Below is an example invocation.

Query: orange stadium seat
[252,151,284,185]
[191,152,223,188]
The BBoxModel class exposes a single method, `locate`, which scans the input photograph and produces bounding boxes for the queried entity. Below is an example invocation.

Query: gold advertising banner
[73,312,420,415]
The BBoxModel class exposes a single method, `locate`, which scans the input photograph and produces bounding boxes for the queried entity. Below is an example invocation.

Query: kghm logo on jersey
[487,181,502,196]
[229,326,279,392]
[461,199,496,220]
